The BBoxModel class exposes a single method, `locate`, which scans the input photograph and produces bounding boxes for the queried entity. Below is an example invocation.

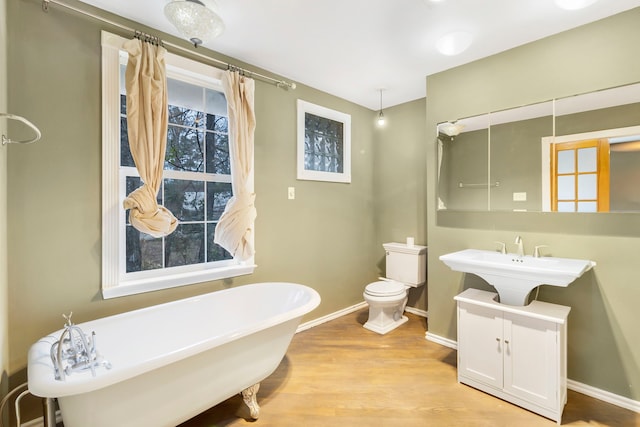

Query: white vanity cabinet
[454,288,570,424]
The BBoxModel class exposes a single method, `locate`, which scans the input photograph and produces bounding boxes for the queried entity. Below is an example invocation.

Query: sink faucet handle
[534,245,548,258]
[514,235,524,257]
[494,241,506,254]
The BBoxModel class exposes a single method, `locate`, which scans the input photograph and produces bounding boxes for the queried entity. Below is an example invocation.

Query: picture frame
[297,99,351,183]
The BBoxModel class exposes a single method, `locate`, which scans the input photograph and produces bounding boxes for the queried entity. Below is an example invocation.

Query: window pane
[164,179,204,222]
[206,132,230,174]
[557,175,575,199]
[206,113,228,133]
[304,113,344,173]
[577,201,598,212]
[167,105,204,129]
[126,226,163,272]
[205,89,227,118]
[557,202,575,212]
[557,150,574,174]
[119,64,126,99]
[578,174,597,199]
[577,147,597,172]
[165,223,205,267]
[120,116,135,167]
[120,92,126,115]
[207,224,233,262]
[167,78,205,123]
[207,182,232,221]
[165,124,204,172]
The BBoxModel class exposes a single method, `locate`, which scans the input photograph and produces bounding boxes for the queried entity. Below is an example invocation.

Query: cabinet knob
[496,338,500,342]
[504,340,510,344]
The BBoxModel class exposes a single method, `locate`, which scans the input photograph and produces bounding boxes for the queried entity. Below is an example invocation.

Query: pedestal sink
[439,249,595,305]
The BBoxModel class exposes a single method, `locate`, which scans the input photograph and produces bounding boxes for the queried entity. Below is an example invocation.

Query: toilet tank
[383,242,427,287]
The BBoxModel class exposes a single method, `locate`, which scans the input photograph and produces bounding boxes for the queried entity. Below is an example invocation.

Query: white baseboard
[296,301,368,333]
[425,331,458,349]
[424,332,640,414]
[405,306,428,318]
[297,302,427,333]
[567,379,640,413]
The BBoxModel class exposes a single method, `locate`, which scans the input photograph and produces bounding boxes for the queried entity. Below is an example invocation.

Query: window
[101,32,255,299]
[550,139,610,212]
[297,100,351,183]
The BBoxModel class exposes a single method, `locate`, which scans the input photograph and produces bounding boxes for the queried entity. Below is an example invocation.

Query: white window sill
[102,264,257,299]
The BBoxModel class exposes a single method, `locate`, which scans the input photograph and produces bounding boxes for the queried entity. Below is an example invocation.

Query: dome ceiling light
[555,0,598,10]
[164,0,225,48]
[436,31,473,56]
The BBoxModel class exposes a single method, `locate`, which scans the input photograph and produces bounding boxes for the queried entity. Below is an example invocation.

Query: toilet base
[363,314,408,335]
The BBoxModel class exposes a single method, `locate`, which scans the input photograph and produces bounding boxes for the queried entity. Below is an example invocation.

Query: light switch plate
[513,192,527,201]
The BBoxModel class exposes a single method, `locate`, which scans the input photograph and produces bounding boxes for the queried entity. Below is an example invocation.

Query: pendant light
[164,0,225,48]
[377,89,386,126]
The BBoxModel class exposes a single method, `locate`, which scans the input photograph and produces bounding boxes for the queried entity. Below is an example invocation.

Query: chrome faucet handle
[534,245,548,258]
[62,312,74,327]
[494,241,506,254]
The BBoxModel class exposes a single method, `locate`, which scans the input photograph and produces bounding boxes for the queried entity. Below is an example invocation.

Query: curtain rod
[40,0,297,90]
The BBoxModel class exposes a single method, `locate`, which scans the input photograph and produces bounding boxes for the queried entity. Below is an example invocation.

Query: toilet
[363,242,427,334]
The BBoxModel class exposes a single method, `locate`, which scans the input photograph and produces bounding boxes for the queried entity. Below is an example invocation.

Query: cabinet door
[503,312,558,410]
[458,302,503,389]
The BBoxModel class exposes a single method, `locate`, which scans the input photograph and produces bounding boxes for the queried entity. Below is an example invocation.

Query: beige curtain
[214,71,257,261]
[122,39,178,238]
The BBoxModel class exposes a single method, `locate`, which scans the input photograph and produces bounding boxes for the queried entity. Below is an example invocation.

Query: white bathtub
[27,282,321,427]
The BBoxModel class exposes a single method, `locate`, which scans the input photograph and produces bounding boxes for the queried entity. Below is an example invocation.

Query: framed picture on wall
[297,100,351,183]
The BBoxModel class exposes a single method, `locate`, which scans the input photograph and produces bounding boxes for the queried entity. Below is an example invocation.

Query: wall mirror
[437,82,640,213]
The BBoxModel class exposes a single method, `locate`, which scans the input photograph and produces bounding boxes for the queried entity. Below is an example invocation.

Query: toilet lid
[365,280,406,297]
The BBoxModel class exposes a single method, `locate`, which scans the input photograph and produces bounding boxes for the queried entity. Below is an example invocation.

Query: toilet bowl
[363,280,409,334]
[363,242,427,335]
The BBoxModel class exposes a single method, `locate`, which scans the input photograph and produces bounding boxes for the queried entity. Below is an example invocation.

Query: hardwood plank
[178,310,639,426]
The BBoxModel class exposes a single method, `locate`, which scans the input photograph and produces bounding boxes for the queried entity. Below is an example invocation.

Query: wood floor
[178,310,639,427]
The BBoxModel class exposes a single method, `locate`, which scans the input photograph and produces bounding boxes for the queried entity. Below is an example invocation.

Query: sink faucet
[514,236,524,257]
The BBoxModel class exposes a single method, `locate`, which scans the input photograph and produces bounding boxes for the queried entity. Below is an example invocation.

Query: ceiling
[75,0,640,110]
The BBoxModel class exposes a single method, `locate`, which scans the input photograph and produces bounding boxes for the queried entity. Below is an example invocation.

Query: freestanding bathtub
[27,282,321,427]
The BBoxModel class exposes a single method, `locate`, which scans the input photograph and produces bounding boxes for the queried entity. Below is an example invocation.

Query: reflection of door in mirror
[550,139,610,212]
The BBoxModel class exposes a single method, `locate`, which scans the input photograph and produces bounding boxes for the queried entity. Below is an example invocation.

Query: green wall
[427,8,640,400]
[374,99,428,310]
[1,0,9,400]
[5,0,385,375]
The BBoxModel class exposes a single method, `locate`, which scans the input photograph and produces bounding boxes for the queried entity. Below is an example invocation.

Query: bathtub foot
[241,383,260,419]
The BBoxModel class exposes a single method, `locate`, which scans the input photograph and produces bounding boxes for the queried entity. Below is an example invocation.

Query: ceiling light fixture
[377,89,386,126]
[554,0,598,10]
[164,0,225,48]
[436,31,473,56]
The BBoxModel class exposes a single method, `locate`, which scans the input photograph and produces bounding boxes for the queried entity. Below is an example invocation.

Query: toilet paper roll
[406,237,415,247]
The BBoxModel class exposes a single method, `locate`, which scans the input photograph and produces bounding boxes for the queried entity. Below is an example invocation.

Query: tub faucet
[50,312,111,381]
[514,236,524,257]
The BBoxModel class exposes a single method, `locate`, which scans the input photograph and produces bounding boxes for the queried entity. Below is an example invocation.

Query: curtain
[122,39,178,238]
[214,71,257,261]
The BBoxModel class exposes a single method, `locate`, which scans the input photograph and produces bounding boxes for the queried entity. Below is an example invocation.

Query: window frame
[101,31,255,299]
